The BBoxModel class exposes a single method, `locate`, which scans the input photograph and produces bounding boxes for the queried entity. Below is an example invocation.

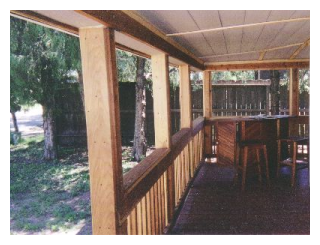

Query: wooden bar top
[206,115,293,124]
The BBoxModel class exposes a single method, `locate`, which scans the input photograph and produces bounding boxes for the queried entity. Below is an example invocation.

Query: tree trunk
[132,57,147,162]
[270,70,280,115]
[42,104,57,160]
[11,111,19,133]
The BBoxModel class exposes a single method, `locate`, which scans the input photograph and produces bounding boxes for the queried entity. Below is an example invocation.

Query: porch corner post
[289,68,299,116]
[79,27,126,235]
[203,70,213,156]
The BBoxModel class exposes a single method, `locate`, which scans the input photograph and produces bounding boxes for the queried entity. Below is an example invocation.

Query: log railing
[121,117,205,235]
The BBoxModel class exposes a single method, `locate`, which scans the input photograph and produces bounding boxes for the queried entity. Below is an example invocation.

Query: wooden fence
[55,80,309,146]
[212,80,270,116]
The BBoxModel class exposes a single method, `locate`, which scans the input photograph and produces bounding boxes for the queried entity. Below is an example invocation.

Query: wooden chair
[277,116,309,187]
[235,141,270,191]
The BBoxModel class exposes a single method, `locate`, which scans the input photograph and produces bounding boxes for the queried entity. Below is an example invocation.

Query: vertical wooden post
[151,54,175,222]
[203,71,212,118]
[266,85,270,115]
[289,68,299,116]
[203,71,212,156]
[151,54,171,149]
[79,27,125,235]
[179,65,192,128]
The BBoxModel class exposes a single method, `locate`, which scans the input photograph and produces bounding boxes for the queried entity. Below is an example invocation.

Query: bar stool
[277,137,309,187]
[277,116,309,187]
[235,141,270,191]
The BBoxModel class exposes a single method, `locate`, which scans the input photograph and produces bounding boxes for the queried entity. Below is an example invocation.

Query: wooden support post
[266,85,270,115]
[151,54,175,223]
[151,54,171,149]
[79,27,125,235]
[179,65,192,128]
[289,68,299,115]
[203,71,212,156]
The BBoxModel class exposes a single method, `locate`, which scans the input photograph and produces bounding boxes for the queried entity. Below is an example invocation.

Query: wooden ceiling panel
[296,46,310,59]
[253,24,286,51]
[219,11,245,54]
[219,10,246,26]
[290,10,310,18]
[267,21,306,48]
[268,10,296,21]
[188,10,221,29]
[204,52,259,63]
[244,10,271,24]
[151,10,199,33]
[284,22,310,46]
[264,46,297,60]
[174,34,213,57]
[203,32,228,55]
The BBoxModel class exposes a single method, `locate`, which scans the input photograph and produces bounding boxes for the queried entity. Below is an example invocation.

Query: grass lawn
[10,135,92,235]
[10,134,152,234]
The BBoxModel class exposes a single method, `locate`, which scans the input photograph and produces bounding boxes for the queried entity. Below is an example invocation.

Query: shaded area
[10,135,92,235]
[170,163,309,235]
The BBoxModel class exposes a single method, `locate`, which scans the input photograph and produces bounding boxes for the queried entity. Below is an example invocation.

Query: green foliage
[10,17,81,111]
[212,71,255,82]
[116,49,137,83]
[278,70,310,94]
[169,67,180,90]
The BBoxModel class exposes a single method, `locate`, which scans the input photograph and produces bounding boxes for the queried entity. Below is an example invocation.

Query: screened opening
[169,66,180,135]
[117,51,156,174]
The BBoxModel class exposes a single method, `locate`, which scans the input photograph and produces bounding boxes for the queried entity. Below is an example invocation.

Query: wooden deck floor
[169,163,310,235]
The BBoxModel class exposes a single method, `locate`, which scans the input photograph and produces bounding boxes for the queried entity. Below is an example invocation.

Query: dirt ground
[10,104,43,136]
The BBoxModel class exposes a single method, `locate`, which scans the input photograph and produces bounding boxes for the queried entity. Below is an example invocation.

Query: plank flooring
[169,163,309,235]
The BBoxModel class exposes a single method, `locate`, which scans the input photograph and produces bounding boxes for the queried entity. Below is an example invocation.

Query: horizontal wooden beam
[200,42,304,59]
[167,17,310,37]
[76,10,204,70]
[205,60,309,71]
[10,10,79,36]
[11,10,204,69]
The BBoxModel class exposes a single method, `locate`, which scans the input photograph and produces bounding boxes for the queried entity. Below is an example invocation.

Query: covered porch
[10,10,310,235]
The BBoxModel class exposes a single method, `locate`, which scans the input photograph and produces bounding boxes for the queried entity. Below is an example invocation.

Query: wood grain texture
[10,10,79,36]
[79,27,124,234]
[203,71,212,155]
[152,54,172,149]
[122,118,204,223]
[203,71,212,118]
[205,60,309,71]
[76,10,204,70]
[216,121,237,165]
[179,65,192,128]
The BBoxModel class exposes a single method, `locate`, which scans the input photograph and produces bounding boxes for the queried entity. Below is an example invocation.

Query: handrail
[120,117,204,223]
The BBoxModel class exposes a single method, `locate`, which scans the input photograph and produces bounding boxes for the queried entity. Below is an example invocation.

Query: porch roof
[10,10,310,70]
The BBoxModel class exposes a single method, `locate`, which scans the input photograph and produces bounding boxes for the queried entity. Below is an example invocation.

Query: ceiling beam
[167,17,310,37]
[290,38,310,59]
[10,10,79,36]
[259,51,266,61]
[205,60,309,71]
[76,10,204,70]
[200,42,304,59]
